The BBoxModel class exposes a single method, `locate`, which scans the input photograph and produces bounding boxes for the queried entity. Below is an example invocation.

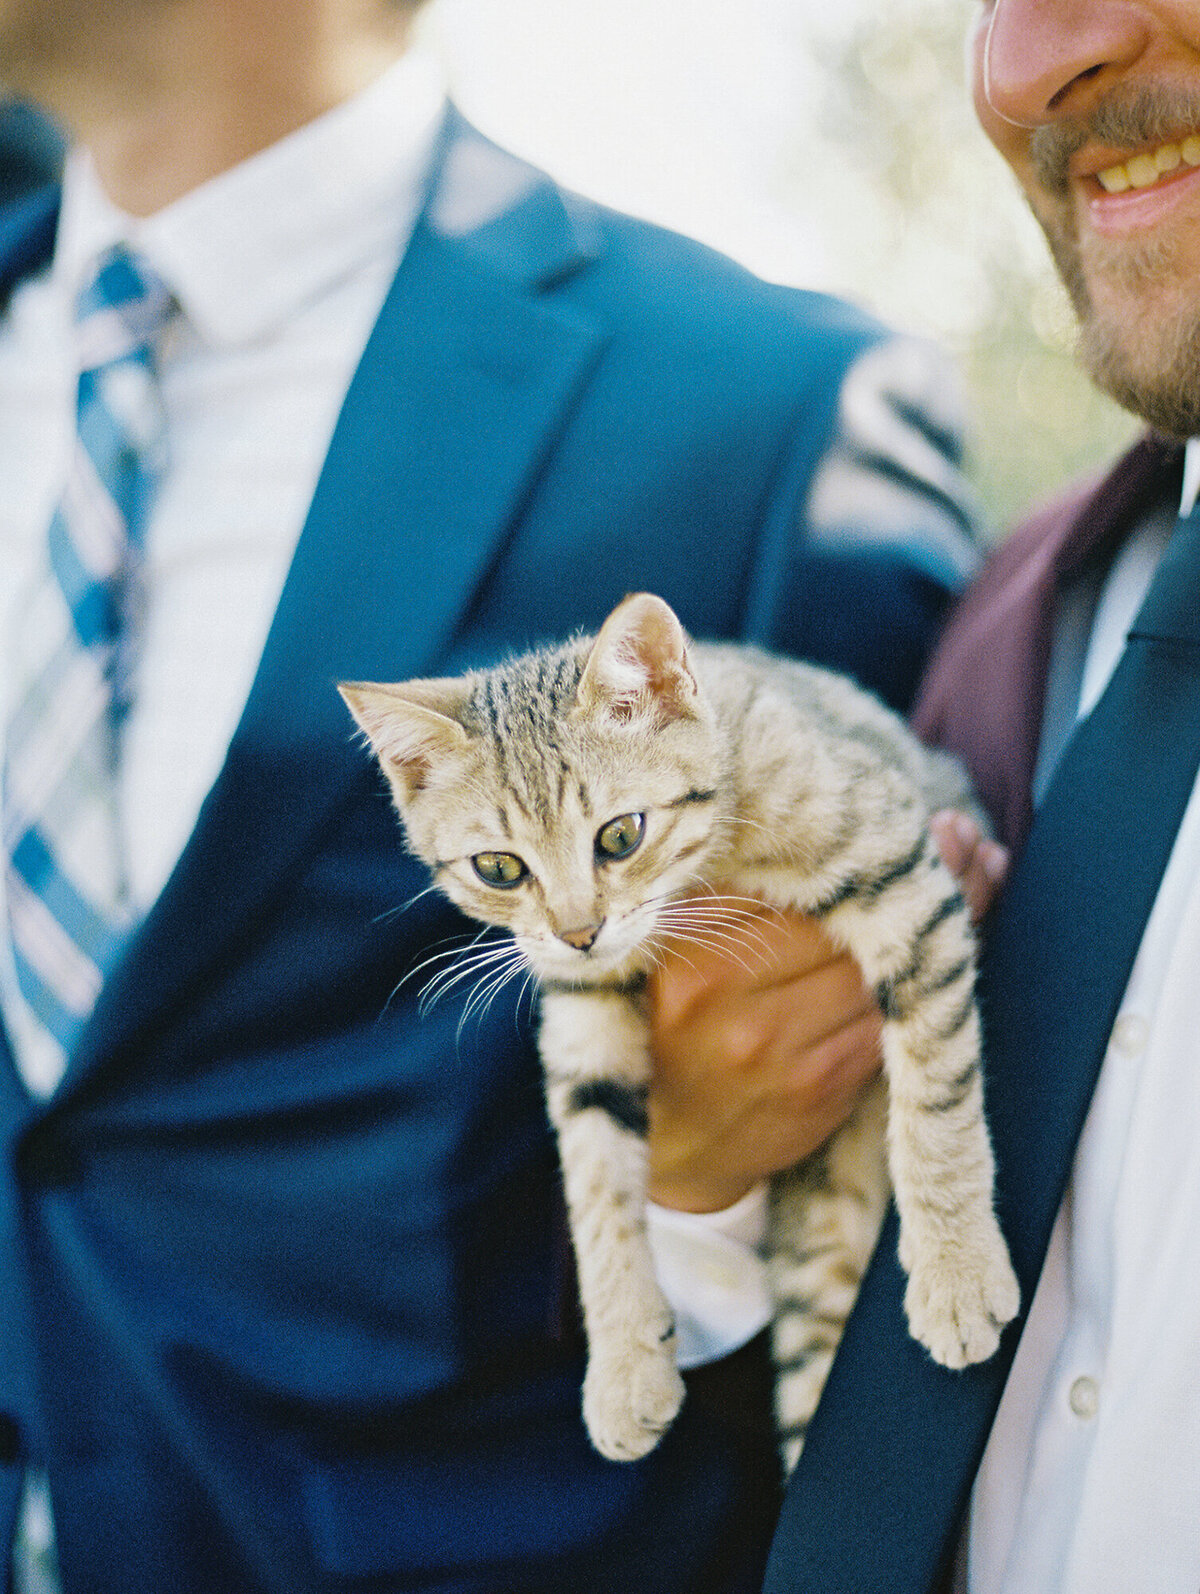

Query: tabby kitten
[340,593,1019,1471]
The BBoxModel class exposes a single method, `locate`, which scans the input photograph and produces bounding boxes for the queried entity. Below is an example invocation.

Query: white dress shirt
[0,51,446,1097]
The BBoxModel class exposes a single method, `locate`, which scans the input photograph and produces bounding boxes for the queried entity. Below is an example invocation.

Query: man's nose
[977,0,1153,129]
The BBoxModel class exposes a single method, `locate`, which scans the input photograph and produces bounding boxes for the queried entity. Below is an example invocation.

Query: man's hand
[645,812,1009,1214]
[927,809,1009,926]
[646,911,880,1213]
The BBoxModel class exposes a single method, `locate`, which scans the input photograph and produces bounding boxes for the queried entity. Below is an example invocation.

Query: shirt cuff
[647,1185,773,1369]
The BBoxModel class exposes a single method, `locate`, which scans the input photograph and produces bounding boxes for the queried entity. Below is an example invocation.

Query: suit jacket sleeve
[746,329,981,714]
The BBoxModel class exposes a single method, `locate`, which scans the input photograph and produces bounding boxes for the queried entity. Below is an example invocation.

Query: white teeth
[1097,135,1200,194]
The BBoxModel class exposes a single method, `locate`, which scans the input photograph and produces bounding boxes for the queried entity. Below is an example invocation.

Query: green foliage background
[775,0,1140,539]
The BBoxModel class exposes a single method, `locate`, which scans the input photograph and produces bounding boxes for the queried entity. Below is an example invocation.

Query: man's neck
[27,4,412,216]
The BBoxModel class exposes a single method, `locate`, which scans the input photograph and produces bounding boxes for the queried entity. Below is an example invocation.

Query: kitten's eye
[472,852,528,888]
[595,812,645,861]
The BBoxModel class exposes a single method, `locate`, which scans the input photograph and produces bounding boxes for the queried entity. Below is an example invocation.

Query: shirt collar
[1181,437,1200,516]
[53,48,447,347]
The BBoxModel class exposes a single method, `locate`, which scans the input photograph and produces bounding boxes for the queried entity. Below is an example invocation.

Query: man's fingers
[780,1006,883,1115]
[728,953,876,1073]
[929,809,1009,923]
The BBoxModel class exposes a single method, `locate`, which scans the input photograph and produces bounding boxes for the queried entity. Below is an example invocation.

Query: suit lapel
[61,117,608,1090]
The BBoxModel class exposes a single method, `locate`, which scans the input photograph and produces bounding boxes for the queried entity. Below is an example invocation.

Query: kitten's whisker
[667,907,777,940]
[411,930,509,981]
[655,919,777,964]
[456,953,530,1039]
[403,940,490,987]
[655,913,771,945]
[650,917,772,977]
[648,942,700,976]
[673,886,790,923]
[372,880,445,925]
[676,891,791,939]
[662,894,765,915]
[654,902,780,955]
[419,950,520,1011]
[514,968,540,1034]
[423,939,515,978]
[417,942,522,1015]
[658,934,762,979]
[474,961,530,1028]
[656,902,773,932]
[381,937,492,1019]
[452,959,520,1034]
[390,924,505,996]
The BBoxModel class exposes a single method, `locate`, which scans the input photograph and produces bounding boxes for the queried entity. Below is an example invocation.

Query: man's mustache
[1030,83,1200,196]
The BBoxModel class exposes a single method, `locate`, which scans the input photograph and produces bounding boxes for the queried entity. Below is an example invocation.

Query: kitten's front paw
[903,1227,1020,1369]
[583,1336,686,1462]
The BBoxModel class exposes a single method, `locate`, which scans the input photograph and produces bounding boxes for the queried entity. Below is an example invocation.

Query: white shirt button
[1110,1013,1150,1057]
[1068,1375,1100,1419]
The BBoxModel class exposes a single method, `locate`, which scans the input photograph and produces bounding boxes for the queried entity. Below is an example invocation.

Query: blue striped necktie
[3,244,173,1083]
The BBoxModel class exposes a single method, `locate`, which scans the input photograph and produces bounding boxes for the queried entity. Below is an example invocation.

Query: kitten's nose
[559,921,604,952]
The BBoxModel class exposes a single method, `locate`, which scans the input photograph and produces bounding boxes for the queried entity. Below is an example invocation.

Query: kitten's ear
[338,679,470,806]
[576,592,698,723]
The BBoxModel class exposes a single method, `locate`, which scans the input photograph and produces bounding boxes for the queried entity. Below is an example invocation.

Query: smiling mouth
[1096,135,1200,193]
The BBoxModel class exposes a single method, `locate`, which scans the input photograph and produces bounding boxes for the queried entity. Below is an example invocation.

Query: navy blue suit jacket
[0,112,975,1593]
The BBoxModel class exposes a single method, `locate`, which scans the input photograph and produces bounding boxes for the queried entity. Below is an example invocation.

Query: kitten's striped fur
[341,594,1018,1472]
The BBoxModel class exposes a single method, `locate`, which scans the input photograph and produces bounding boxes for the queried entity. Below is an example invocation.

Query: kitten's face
[341,594,729,983]
[408,708,722,981]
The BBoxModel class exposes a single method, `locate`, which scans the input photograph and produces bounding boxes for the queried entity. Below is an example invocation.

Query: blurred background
[419,0,1140,538]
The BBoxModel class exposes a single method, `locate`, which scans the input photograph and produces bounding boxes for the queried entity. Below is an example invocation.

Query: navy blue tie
[764,504,1200,1593]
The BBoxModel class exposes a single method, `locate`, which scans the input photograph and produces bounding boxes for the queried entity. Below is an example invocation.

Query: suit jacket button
[14,1130,83,1188]
[0,1415,22,1465]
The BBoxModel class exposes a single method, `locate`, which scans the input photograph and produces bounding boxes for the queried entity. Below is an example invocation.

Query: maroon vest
[913,434,1184,851]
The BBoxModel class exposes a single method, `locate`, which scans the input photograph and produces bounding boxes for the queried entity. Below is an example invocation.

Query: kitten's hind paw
[583,1340,686,1462]
[904,1227,1020,1369]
